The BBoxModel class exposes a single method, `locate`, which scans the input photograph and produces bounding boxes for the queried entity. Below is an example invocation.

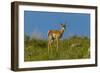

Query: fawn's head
[60,24,66,30]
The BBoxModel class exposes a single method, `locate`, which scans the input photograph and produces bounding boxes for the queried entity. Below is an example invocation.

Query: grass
[24,35,90,61]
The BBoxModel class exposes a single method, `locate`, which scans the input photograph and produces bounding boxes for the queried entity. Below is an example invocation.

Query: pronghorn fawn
[48,24,66,53]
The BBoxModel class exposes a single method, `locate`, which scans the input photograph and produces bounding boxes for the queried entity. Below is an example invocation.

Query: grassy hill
[24,35,90,61]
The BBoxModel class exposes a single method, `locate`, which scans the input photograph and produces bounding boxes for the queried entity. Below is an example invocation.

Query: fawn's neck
[60,27,64,33]
[59,28,64,38]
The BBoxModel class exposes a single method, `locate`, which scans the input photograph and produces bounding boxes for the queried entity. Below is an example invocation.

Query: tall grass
[24,35,90,61]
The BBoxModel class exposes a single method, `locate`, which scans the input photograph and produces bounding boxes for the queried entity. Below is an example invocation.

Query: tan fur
[48,24,65,53]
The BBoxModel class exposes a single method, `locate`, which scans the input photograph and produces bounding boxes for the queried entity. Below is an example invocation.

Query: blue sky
[24,11,90,39]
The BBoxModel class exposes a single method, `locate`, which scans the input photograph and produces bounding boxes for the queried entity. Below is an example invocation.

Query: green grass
[24,36,90,61]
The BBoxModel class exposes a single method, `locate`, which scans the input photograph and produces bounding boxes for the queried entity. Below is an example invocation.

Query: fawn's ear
[60,24,64,26]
